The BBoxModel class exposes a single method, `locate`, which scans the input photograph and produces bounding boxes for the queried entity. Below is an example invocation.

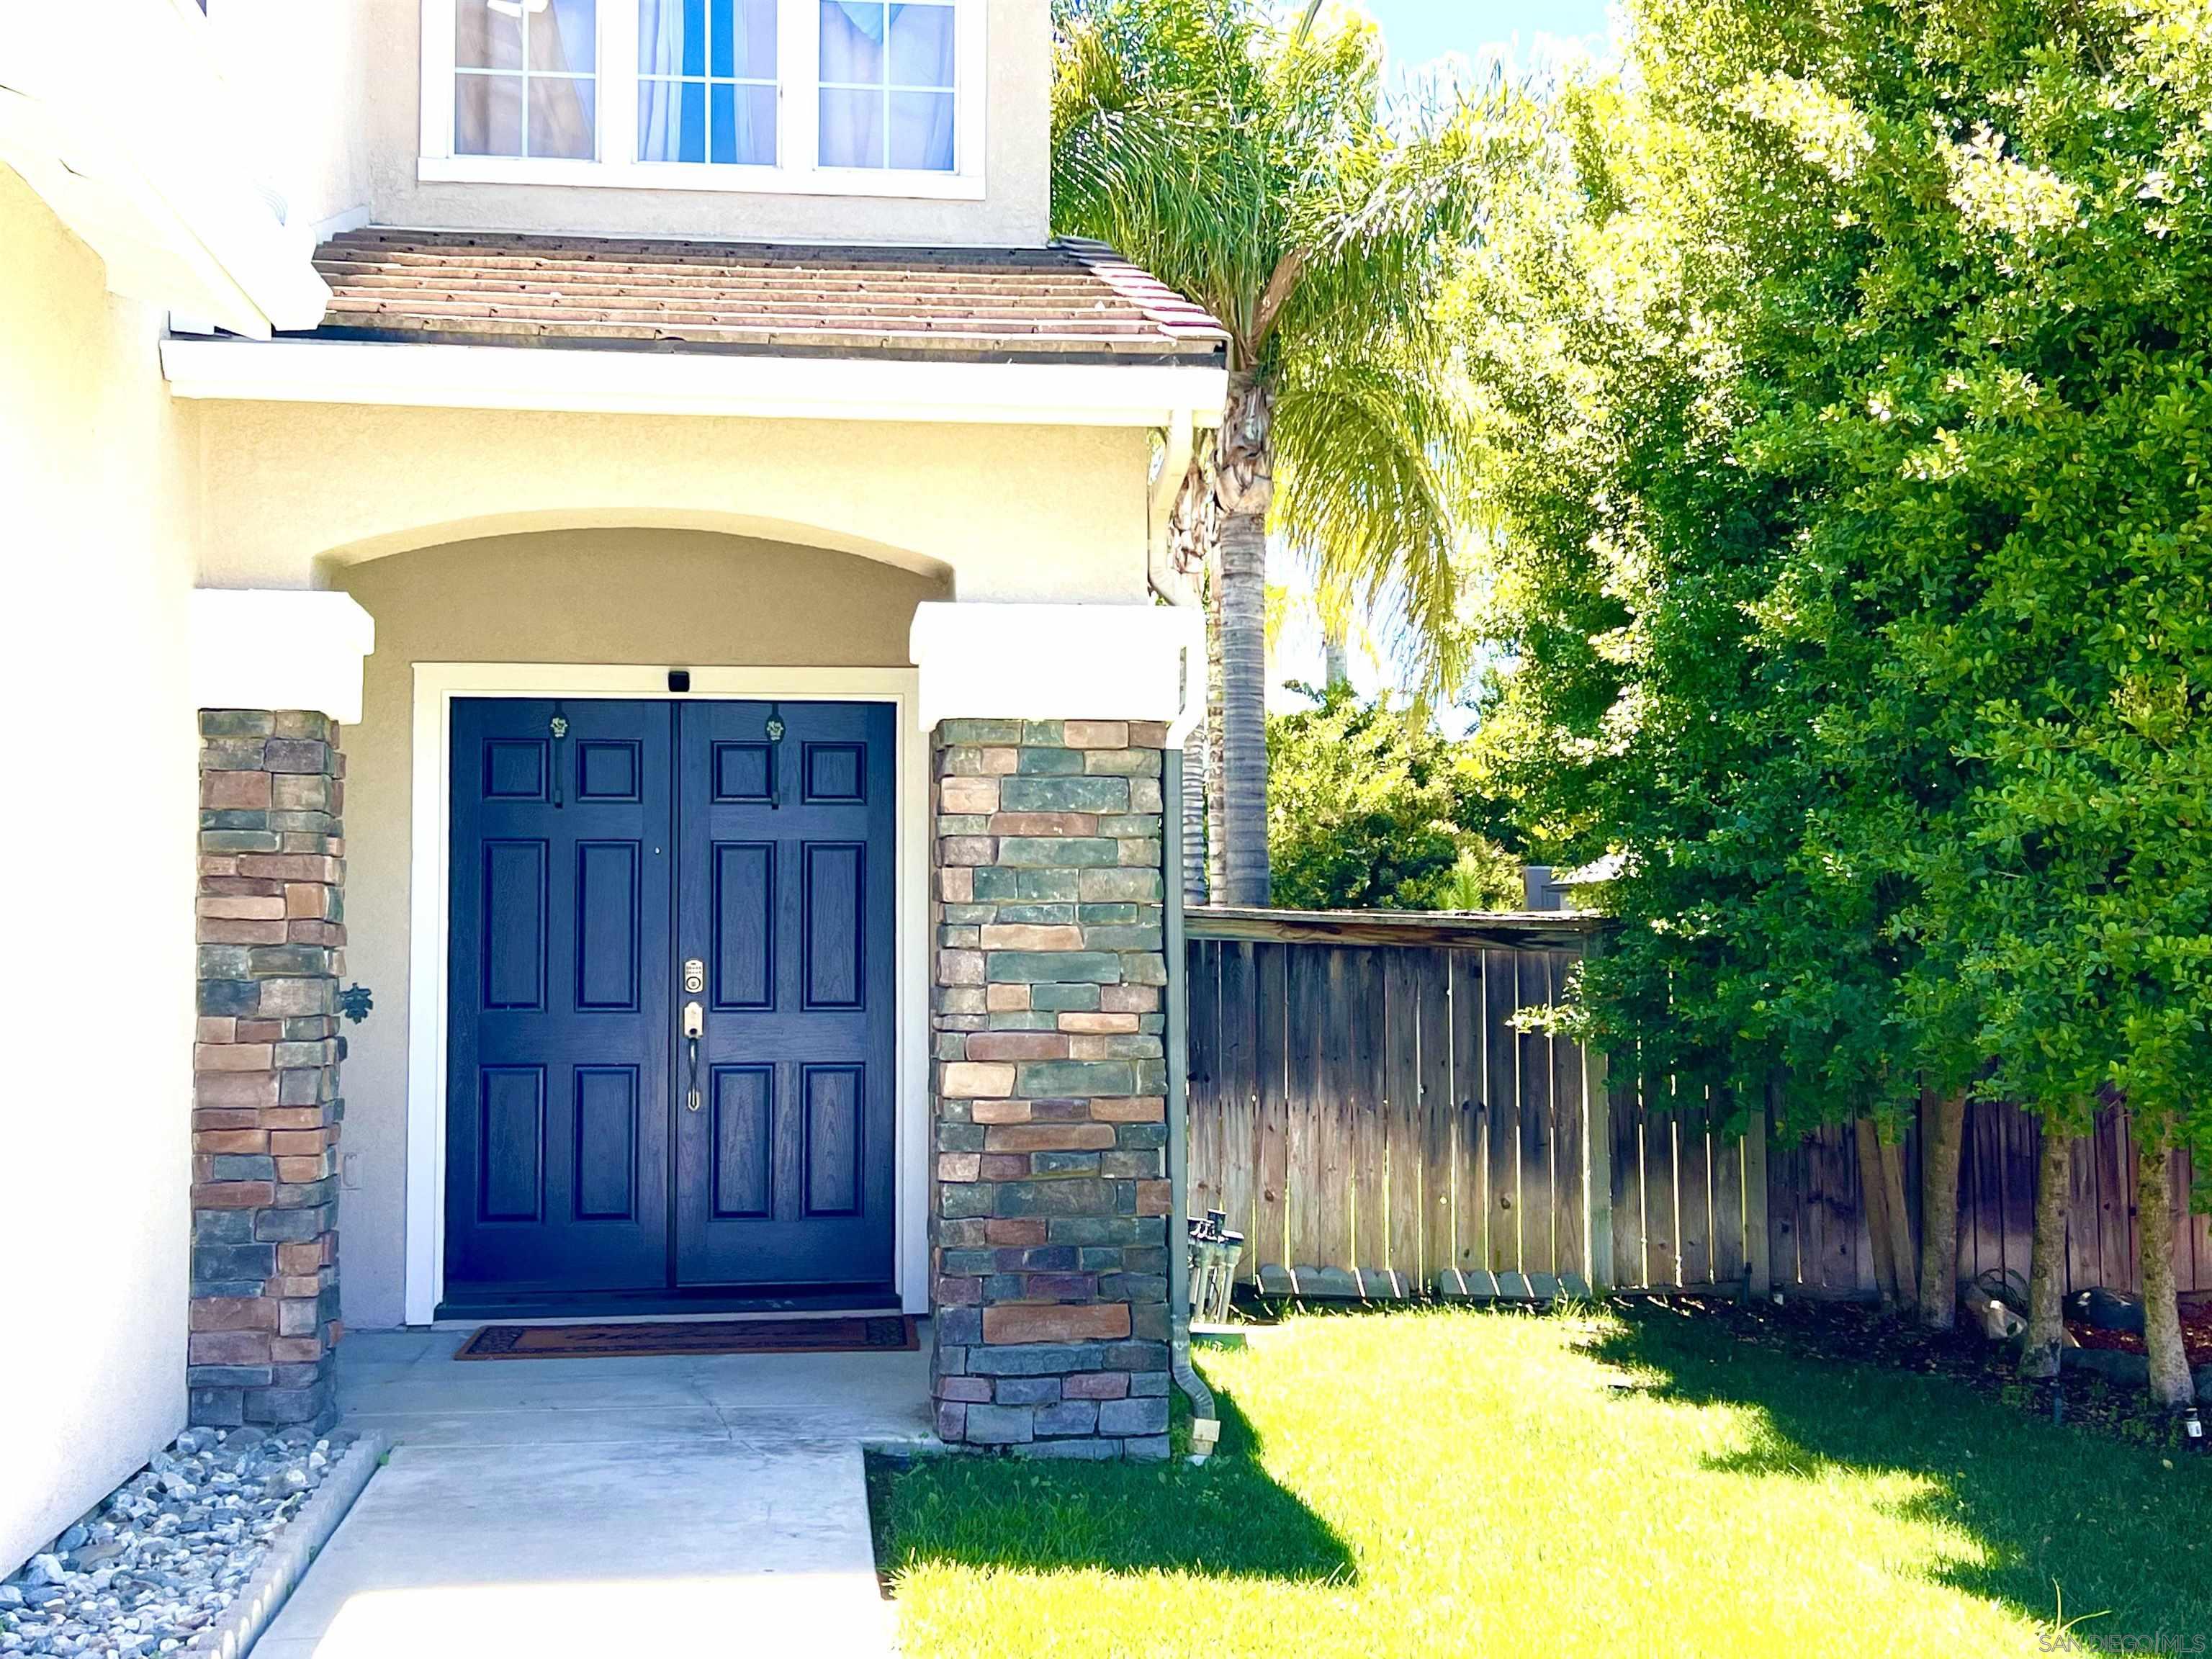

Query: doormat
[454,1315,917,1361]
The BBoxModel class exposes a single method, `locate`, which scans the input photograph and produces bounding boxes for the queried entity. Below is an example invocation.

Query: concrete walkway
[253,1326,932,1659]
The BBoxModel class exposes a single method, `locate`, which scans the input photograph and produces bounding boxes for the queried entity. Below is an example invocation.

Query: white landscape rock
[0,1426,358,1656]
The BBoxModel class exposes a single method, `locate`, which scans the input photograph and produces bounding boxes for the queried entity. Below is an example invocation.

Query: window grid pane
[818,1,954,171]
[454,0,598,159]
[639,0,778,165]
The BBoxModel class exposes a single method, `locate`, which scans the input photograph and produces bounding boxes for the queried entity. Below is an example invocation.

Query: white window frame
[418,0,986,200]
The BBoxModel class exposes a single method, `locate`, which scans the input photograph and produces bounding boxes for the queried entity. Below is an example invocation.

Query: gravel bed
[1,1425,360,1658]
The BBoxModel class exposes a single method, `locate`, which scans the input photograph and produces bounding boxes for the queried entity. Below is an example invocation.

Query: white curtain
[638,0,685,161]
[639,0,777,163]
[819,2,953,170]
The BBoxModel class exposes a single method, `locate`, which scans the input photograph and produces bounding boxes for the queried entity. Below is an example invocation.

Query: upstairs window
[454,0,601,161]
[638,0,779,167]
[818,3,956,173]
[421,0,983,196]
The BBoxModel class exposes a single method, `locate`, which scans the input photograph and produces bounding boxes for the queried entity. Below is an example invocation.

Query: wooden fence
[1184,908,2212,1300]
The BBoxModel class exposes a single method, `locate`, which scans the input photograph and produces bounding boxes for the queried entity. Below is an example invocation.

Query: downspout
[1164,683,1220,1462]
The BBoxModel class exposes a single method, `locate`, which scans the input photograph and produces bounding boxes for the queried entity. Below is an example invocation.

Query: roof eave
[160,334,1231,429]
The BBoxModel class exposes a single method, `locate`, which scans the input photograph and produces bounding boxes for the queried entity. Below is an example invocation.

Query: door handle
[683,1001,704,1112]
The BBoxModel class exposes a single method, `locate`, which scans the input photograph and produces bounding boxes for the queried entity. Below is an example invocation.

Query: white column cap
[909,602,1202,744]
[189,590,376,724]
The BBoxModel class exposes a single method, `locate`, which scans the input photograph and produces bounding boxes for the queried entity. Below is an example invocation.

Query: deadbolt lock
[683,958,705,995]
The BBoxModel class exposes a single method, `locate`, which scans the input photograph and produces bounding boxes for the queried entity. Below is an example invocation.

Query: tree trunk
[1856,1119,1900,1310]
[2138,1133,2197,1408]
[1918,1088,1969,1331]
[1209,372,1274,908]
[1879,1133,1917,1318]
[1203,568,1227,904]
[2020,1117,2072,1379]
[1179,713,1210,907]
[1215,509,1272,905]
[1323,623,1351,691]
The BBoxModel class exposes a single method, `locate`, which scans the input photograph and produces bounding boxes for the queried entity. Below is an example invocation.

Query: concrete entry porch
[253,1325,931,1658]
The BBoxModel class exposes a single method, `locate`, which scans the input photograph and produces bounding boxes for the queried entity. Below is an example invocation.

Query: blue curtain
[640,0,776,164]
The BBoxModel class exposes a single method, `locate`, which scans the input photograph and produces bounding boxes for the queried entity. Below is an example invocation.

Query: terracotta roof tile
[294,229,1228,365]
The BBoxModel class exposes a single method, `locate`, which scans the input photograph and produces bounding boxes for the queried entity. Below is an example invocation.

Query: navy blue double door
[444,698,895,1304]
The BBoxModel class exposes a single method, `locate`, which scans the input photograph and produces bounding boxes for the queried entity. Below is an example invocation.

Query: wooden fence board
[2067,1127,2101,1295]
[1515,951,1556,1277]
[1252,943,1290,1281]
[1347,949,1389,1280]
[1416,948,1456,1287]
[2097,1107,2133,1292]
[1289,945,1318,1277]
[1384,950,1429,1287]
[1766,1117,1803,1292]
[1712,1089,1746,1287]
[1676,1082,1712,1287]
[1317,949,1359,1273]
[1549,953,1586,1284]
[1610,1045,1644,1289]
[1184,911,2197,1305]
[1484,948,1521,1274]
[1215,941,1258,1255]
[1186,940,1222,1219]
[1451,950,1490,1277]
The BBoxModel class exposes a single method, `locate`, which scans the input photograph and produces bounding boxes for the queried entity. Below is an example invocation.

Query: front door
[443,697,896,1306]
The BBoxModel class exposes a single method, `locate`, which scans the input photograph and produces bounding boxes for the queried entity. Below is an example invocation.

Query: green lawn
[873,1304,2212,1658]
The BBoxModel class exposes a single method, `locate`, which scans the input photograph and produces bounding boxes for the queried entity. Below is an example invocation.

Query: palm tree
[1052,0,1485,905]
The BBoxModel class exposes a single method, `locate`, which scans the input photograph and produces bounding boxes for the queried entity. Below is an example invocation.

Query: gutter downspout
[1164,696,1220,1462]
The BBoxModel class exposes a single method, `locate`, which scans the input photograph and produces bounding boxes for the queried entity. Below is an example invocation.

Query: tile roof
[294,229,1228,365]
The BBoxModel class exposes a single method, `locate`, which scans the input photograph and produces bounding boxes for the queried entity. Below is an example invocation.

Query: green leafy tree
[1267,684,1522,911]
[1051,0,1487,904]
[1467,0,2212,1388]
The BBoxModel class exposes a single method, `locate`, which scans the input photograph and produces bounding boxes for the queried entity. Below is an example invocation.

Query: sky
[1267,1,1617,722]
[1362,0,1613,76]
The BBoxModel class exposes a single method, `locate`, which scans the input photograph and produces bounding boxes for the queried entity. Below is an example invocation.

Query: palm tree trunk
[1323,622,1351,691]
[2138,1133,2197,1408]
[1210,371,1274,908]
[1215,508,1272,905]
[1918,1088,1969,1331]
[2020,1115,2072,1380]
[1180,711,1210,906]
[1203,567,1228,904]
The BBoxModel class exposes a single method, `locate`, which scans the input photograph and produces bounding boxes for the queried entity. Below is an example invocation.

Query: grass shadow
[866,1380,1356,1586]
[1586,1303,2212,1641]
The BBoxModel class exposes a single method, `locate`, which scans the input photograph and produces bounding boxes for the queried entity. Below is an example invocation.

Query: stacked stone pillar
[929,719,1174,1458]
[189,711,346,1429]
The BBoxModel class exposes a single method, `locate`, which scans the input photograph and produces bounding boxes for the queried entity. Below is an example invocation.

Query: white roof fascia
[160,336,1232,429]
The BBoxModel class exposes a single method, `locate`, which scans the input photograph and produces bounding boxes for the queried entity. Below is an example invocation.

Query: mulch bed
[1620,1294,2207,1450]
[2069,1298,2212,1367]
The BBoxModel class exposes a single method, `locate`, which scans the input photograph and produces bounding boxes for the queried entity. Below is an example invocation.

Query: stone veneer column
[189,711,346,1430]
[929,719,1174,1459]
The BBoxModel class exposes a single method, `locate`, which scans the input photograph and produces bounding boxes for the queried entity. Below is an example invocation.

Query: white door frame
[402,662,929,1324]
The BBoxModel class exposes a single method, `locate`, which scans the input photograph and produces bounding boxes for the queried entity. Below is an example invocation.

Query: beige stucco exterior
[366,0,1050,246]
[0,171,200,1576]
[189,398,1154,601]
[0,0,1191,1578]
[330,530,949,1328]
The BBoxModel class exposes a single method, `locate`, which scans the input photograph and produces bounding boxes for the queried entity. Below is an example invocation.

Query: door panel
[674,701,896,1287]
[445,699,674,1295]
[445,696,896,1304]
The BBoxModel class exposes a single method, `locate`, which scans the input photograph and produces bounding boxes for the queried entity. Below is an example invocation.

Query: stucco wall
[364,0,1050,246]
[0,170,200,1575]
[191,400,1152,603]
[331,529,949,1328]
[212,0,376,235]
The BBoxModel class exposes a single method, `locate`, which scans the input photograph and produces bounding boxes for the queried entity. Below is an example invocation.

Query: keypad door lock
[683,958,705,995]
